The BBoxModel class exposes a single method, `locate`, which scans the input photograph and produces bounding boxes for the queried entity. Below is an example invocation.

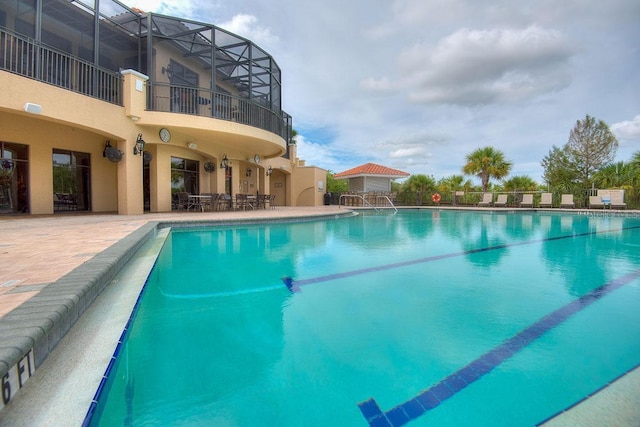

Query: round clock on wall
[159,128,171,143]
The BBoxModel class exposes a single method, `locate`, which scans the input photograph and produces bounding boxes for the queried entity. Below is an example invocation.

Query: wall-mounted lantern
[220,154,229,169]
[133,134,146,156]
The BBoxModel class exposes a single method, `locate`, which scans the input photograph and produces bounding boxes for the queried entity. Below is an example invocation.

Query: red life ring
[432,193,441,203]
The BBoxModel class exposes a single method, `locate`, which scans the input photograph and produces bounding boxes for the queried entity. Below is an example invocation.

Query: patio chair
[175,192,190,211]
[478,193,493,207]
[588,196,605,209]
[494,194,508,207]
[199,193,214,211]
[560,194,575,208]
[610,192,626,209]
[539,193,553,208]
[217,194,232,211]
[268,194,276,209]
[519,194,534,208]
[235,193,248,210]
[256,194,268,209]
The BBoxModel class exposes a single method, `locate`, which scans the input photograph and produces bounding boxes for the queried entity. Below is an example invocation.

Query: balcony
[1,27,292,148]
[147,82,293,143]
[0,28,122,106]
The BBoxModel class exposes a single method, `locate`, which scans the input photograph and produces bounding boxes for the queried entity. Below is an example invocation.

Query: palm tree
[592,161,631,189]
[502,175,539,192]
[398,174,436,205]
[462,147,512,192]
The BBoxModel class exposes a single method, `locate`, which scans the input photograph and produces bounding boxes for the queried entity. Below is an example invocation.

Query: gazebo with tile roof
[334,162,410,193]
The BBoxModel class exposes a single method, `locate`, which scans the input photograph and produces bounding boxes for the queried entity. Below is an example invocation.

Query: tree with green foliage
[592,157,640,209]
[397,174,436,205]
[541,115,618,192]
[326,170,348,193]
[565,114,618,188]
[541,145,578,192]
[436,174,474,193]
[591,161,633,189]
[462,146,512,192]
[502,175,539,192]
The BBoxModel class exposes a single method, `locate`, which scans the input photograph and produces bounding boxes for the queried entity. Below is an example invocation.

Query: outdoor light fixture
[220,154,229,169]
[266,165,273,176]
[246,168,252,177]
[24,102,42,114]
[133,133,146,156]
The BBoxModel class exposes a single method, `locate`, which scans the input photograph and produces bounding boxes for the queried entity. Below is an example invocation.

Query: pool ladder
[339,194,398,213]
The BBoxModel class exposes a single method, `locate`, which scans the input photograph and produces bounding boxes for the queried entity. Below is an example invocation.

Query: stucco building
[0,0,325,216]
[334,163,409,193]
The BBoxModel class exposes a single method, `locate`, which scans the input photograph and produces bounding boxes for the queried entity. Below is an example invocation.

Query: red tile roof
[334,163,410,179]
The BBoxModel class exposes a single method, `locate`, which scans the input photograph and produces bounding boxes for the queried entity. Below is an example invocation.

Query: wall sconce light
[266,165,273,176]
[133,133,146,156]
[220,154,229,169]
[24,102,42,114]
[246,168,252,177]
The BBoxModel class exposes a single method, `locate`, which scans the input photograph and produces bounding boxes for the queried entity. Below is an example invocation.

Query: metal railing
[339,192,398,213]
[0,28,122,105]
[147,82,293,143]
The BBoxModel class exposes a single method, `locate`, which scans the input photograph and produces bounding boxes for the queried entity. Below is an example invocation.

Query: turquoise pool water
[86,210,640,426]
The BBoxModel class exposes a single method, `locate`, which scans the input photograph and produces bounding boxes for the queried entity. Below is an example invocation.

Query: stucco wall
[0,113,120,214]
[293,166,326,206]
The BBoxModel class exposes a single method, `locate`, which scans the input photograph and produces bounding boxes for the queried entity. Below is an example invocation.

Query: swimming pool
[85,210,640,426]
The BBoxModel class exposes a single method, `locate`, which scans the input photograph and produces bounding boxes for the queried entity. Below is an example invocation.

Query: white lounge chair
[494,194,508,207]
[539,193,553,208]
[610,192,626,209]
[560,194,575,208]
[589,196,605,209]
[478,193,493,207]
[519,194,533,208]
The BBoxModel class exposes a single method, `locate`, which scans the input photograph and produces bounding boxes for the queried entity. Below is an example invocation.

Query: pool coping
[0,222,157,412]
[0,210,353,414]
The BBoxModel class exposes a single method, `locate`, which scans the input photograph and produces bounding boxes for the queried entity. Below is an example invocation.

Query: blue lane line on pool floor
[282,225,640,292]
[357,268,640,427]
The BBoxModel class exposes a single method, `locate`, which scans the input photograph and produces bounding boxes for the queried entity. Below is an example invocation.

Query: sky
[121,0,640,184]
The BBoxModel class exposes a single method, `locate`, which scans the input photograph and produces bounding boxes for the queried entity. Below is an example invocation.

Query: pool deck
[0,206,639,426]
[0,207,346,318]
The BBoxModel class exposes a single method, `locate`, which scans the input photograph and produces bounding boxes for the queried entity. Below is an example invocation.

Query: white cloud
[368,25,575,106]
[217,14,279,45]
[360,77,395,92]
[124,0,198,18]
[612,115,640,140]
[295,135,344,172]
[389,147,430,158]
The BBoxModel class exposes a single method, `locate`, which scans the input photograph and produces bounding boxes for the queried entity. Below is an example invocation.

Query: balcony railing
[147,82,293,144]
[0,28,122,105]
